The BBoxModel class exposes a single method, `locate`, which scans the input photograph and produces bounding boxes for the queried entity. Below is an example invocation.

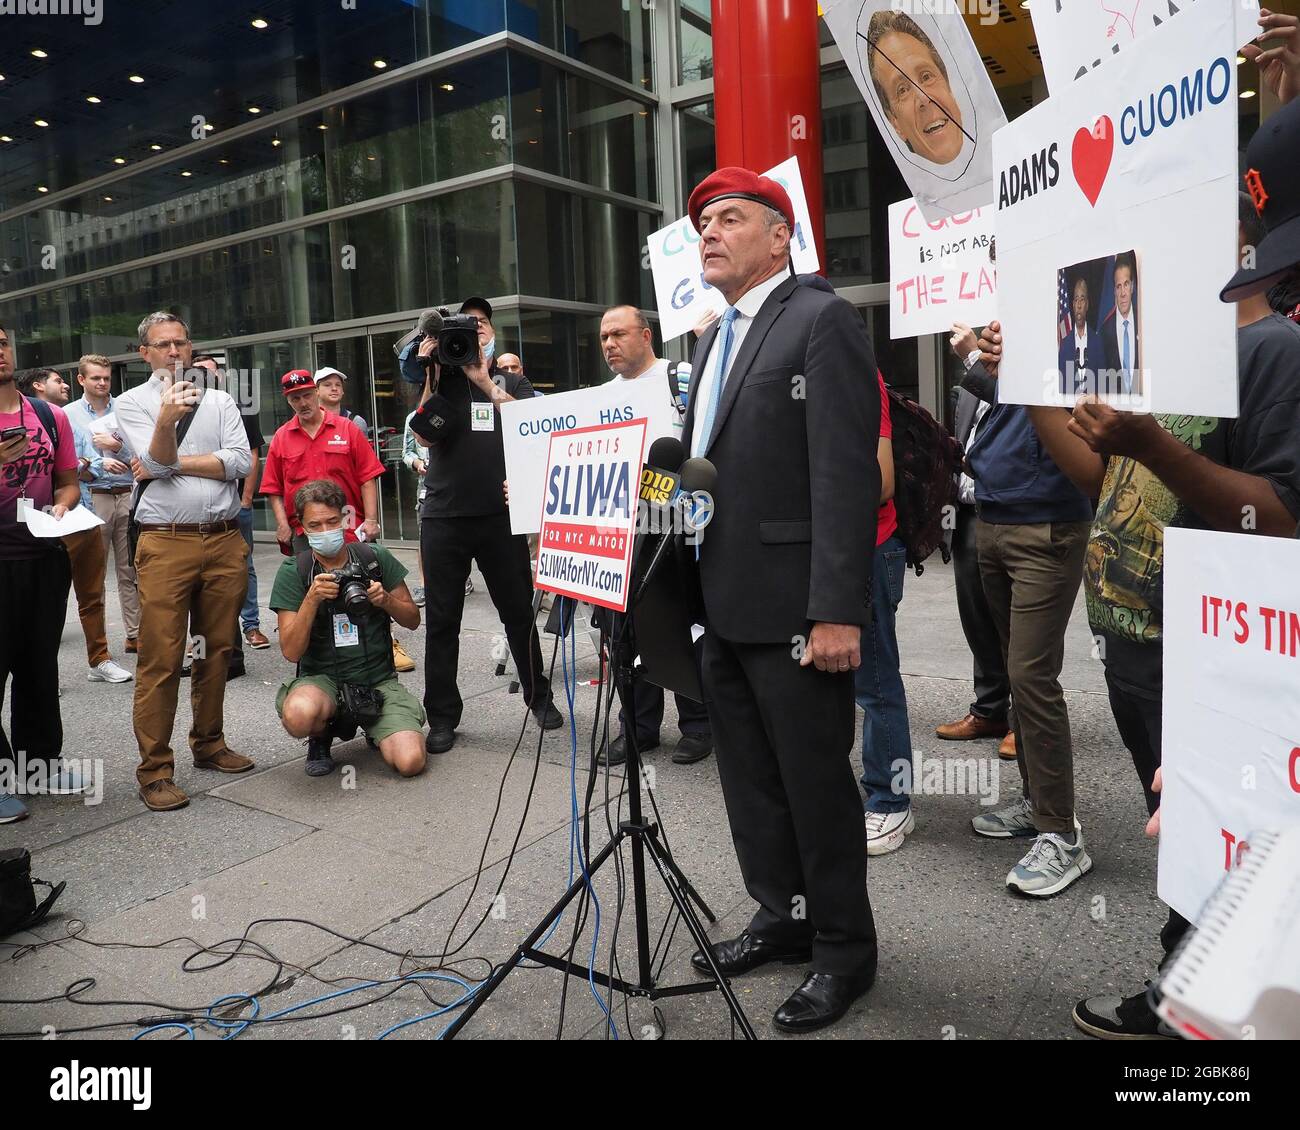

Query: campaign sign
[534,419,647,614]
[993,0,1238,415]
[1031,0,1261,95]
[502,377,680,536]
[888,197,996,338]
[1159,529,1300,922]
[648,155,820,341]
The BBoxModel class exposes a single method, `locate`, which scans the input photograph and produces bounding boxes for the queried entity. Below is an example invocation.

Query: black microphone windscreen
[679,457,717,495]
[647,436,685,473]
[416,308,444,337]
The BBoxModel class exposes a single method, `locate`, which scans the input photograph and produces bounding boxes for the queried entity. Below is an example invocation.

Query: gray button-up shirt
[115,375,251,524]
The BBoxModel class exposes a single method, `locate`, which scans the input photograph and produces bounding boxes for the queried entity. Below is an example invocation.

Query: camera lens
[445,335,469,363]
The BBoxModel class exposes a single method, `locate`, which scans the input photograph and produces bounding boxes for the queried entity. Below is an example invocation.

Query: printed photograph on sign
[1055,250,1141,397]
[822,0,1007,219]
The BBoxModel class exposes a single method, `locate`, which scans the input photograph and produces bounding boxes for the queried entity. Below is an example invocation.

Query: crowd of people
[1,41,1298,1039]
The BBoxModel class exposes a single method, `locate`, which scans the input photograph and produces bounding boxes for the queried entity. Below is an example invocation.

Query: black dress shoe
[226,662,246,681]
[690,931,812,977]
[672,733,713,764]
[532,701,564,731]
[597,734,659,768]
[773,970,875,1033]
[425,724,456,755]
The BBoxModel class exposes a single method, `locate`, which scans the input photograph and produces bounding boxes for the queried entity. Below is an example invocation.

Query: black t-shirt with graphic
[1087,314,1300,698]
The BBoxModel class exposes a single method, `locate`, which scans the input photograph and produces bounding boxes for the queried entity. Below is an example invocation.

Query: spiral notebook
[1157,827,1300,1041]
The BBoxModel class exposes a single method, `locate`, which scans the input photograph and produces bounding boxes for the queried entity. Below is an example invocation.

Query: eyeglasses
[143,338,191,350]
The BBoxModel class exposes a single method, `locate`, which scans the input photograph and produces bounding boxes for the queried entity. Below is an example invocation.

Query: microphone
[639,436,685,513]
[392,308,445,357]
[647,436,685,472]
[634,455,717,603]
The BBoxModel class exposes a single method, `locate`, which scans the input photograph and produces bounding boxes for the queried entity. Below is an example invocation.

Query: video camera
[395,308,481,370]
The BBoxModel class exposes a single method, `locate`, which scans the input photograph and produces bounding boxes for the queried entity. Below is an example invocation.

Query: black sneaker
[672,733,713,764]
[1072,984,1176,1039]
[597,734,660,767]
[532,701,564,731]
[305,737,335,777]
[426,724,455,755]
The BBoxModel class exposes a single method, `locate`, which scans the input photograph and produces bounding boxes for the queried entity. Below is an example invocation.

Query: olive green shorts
[276,675,426,744]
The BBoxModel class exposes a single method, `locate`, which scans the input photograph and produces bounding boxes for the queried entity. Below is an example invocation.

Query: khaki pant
[976,519,1090,835]
[132,528,248,786]
[92,489,140,640]
[63,527,108,667]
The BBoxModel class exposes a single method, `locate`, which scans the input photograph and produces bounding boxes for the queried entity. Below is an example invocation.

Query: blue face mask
[482,338,496,365]
[308,529,346,556]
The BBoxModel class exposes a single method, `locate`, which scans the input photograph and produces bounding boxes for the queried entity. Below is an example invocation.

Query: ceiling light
[219,158,230,165]
[373,59,388,70]
[37,185,48,193]
[203,124,214,131]
[113,157,126,165]
[248,106,261,114]
[129,74,144,83]
[86,95,101,104]
[34,119,49,128]
[103,196,113,202]
[150,144,162,151]
[0,75,6,82]
[366,154,376,161]
[317,123,328,130]
[32,49,49,59]
[181,170,192,177]
[251,17,269,29]
[1240,89,1257,99]
[440,83,455,92]
[271,138,281,147]
[0,136,12,143]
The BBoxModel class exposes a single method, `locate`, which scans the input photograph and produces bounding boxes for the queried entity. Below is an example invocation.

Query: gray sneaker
[0,791,29,823]
[971,795,1036,838]
[1007,828,1093,897]
[88,659,132,683]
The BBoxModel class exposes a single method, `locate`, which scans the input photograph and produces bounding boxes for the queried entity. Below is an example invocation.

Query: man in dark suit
[681,167,881,1032]
[1058,277,1105,396]
[1100,256,1140,396]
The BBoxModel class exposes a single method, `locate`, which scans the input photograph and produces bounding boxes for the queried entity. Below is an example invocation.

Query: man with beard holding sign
[682,168,881,1032]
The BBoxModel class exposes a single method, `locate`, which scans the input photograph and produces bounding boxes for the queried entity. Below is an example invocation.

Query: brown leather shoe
[124,638,138,654]
[243,628,270,650]
[140,778,189,811]
[999,731,1018,760]
[194,749,255,774]
[935,713,1009,741]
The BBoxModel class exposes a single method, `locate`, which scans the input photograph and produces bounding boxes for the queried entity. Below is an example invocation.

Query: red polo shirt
[260,410,385,535]
[876,372,897,547]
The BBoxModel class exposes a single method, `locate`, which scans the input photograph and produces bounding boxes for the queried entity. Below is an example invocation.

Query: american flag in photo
[1058,272,1072,346]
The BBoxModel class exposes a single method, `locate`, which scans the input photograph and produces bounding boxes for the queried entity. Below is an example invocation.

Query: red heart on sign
[1072,117,1114,207]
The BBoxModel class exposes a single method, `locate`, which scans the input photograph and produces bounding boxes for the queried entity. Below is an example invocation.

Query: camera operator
[271,479,425,778]
[408,297,563,755]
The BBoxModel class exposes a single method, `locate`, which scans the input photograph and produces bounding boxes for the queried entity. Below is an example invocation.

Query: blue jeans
[237,506,259,631]
[855,534,912,813]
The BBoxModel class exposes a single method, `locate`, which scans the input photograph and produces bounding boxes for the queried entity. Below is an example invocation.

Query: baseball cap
[280,369,315,395]
[460,296,494,322]
[313,366,347,384]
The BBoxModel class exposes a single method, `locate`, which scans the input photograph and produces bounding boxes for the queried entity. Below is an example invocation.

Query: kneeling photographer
[401,297,563,755]
[270,480,426,778]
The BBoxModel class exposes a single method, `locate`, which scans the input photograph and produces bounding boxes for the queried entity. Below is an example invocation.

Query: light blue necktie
[1121,320,1131,393]
[692,306,738,559]
[694,306,739,460]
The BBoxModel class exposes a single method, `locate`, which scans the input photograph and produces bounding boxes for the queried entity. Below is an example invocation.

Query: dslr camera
[330,559,375,624]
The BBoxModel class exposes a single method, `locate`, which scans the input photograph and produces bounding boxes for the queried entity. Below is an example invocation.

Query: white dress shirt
[690,270,790,458]
[115,375,251,524]
[958,348,990,506]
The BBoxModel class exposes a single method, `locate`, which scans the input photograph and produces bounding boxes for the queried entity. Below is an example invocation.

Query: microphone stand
[443,526,756,1041]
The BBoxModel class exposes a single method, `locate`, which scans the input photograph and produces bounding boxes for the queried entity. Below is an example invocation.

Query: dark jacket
[964,361,1093,526]
[682,274,880,643]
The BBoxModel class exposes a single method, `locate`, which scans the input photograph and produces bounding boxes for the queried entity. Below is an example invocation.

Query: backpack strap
[25,396,58,454]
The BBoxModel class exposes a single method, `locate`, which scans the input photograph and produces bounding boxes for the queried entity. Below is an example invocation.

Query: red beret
[688,166,796,234]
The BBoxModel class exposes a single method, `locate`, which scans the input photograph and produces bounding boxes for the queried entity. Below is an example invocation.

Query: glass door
[368,324,425,544]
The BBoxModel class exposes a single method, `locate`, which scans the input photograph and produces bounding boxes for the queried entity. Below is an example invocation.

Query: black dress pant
[421,512,550,728]
[619,634,711,742]
[0,550,72,779]
[953,503,1010,721]
[703,632,877,978]
[1104,666,1191,963]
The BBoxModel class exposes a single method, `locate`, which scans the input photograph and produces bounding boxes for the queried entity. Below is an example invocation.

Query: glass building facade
[0,0,1270,540]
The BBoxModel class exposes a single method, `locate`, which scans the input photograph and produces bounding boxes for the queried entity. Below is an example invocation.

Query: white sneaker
[1006,823,1092,897]
[88,659,132,683]
[865,806,915,856]
[971,795,1037,839]
[25,761,88,796]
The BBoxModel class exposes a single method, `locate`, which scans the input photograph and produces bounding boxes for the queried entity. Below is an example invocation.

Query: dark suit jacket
[681,274,880,643]
[1058,331,1105,395]
[1101,313,1140,393]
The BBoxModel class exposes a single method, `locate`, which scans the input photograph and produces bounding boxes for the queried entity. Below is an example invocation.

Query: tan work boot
[140,778,190,811]
[392,638,416,673]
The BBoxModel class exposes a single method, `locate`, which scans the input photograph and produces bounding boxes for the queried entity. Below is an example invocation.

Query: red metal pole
[710,0,826,270]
